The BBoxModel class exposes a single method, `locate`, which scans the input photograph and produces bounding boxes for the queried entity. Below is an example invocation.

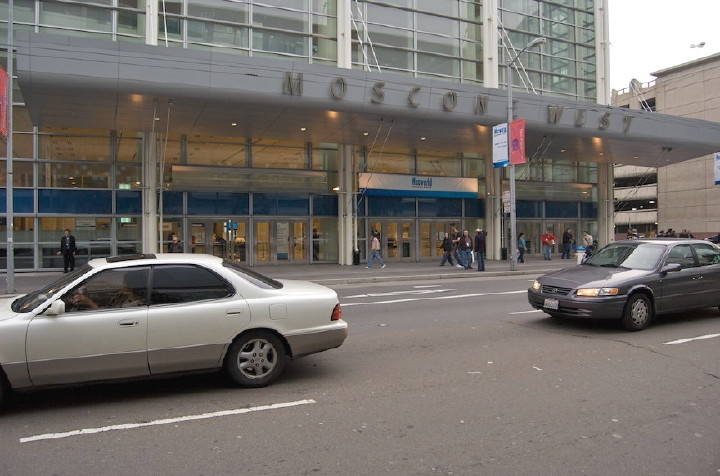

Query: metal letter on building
[442,91,457,111]
[283,72,303,96]
[623,115,634,133]
[474,95,488,115]
[599,112,611,130]
[330,77,347,99]
[408,87,421,107]
[371,82,385,103]
[547,105,565,124]
[574,109,587,127]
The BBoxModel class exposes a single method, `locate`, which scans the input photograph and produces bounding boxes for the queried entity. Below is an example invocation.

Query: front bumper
[527,290,627,319]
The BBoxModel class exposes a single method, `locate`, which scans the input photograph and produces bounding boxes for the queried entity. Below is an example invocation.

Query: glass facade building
[0,0,676,270]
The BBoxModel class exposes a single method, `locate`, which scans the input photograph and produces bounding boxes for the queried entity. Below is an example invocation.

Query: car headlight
[575,287,620,297]
[531,280,541,291]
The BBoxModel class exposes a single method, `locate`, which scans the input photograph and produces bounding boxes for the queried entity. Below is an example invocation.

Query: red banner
[0,66,7,138]
[509,119,526,165]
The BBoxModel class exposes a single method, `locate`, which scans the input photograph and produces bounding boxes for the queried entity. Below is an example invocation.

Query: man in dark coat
[57,228,77,273]
[474,228,487,271]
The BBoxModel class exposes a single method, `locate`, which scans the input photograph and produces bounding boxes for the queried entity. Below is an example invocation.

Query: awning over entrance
[15,32,720,168]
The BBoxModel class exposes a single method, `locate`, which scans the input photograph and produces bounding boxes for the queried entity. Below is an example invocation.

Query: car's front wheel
[225,331,287,388]
[621,294,652,331]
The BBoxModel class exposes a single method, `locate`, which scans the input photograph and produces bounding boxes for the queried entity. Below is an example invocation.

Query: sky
[607,0,720,91]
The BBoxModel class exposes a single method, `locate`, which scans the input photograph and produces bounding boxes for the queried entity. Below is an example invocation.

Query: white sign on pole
[714,152,720,185]
[492,123,508,168]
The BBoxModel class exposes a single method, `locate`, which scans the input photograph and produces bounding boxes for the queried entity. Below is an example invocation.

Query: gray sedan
[0,254,348,407]
[528,239,720,330]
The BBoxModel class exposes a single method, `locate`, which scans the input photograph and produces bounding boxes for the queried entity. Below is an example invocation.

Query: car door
[690,243,720,307]
[25,267,150,386]
[146,264,251,374]
[657,243,705,313]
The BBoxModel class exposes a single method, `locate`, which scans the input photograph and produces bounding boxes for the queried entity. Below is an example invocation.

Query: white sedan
[0,254,348,406]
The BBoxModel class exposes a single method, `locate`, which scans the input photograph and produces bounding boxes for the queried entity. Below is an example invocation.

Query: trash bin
[352,249,360,265]
[576,246,586,265]
[501,247,508,260]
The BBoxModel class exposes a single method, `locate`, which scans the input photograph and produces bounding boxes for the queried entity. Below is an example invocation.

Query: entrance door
[420,221,454,260]
[254,219,308,265]
[190,220,247,262]
[370,221,414,262]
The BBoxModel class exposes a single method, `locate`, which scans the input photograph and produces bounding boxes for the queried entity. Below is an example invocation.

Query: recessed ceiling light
[363,132,369,136]
[420,137,426,141]
[300,127,307,132]
[231,122,237,127]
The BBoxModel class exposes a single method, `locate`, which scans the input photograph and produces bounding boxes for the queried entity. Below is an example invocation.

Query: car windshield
[11,264,93,313]
[223,261,283,289]
[584,243,665,270]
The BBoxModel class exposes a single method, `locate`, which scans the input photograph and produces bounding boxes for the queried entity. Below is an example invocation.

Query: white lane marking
[342,289,526,306]
[663,333,720,345]
[413,285,443,288]
[345,289,453,299]
[20,399,315,443]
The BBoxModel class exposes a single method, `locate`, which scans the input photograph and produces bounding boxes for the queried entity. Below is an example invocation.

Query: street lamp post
[507,37,546,271]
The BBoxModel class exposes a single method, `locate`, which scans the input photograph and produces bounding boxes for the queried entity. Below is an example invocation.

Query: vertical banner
[509,119,526,165]
[0,66,7,138]
[492,123,508,168]
[714,152,720,186]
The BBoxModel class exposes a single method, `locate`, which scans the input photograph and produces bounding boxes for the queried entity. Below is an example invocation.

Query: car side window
[692,243,720,266]
[665,244,697,269]
[62,267,149,312]
[150,265,233,305]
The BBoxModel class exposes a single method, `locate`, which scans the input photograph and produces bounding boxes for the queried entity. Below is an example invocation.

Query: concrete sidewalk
[2,255,580,295]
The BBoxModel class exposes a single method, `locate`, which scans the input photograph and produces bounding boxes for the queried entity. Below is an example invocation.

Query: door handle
[118,319,139,327]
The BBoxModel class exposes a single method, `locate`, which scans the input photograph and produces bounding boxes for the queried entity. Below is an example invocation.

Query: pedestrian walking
[517,232,527,263]
[439,232,455,266]
[541,229,556,260]
[366,231,386,269]
[474,228,486,271]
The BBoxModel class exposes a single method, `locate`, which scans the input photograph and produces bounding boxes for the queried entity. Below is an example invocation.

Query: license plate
[543,298,559,310]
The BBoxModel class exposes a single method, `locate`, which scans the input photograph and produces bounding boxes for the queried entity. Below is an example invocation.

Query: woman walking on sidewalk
[366,231,386,269]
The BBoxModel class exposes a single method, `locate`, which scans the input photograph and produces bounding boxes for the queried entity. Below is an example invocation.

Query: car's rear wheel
[621,294,652,331]
[225,331,287,388]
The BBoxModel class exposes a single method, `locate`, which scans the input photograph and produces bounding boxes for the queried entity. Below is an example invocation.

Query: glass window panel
[312,194,337,216]
[464,198,485,217]
[188,20,249,48]
[251,139,307,169]
[116,190,142,214]
[366,23,412,48]
[417,53,458,77]
[417,13,455,37]
[313,37,337,60]
[40,2,112,32]
[12,105,33,132]
[117,164,142,190]
[416,152,461,176]
[261,0,308,9]
[116,134,142,162]
[462,155,485,178]
[0,188,34,213]
[5,0,36,23]
[161,191,184,214]
[118,7,145,36]
[187,192,249,215]
[312,0,335,15]
[501,0,540,15]
[366,4,412,28]
[546,201,579,218]
[365,150,413,175]
[254,5,307,33]
[417,0,457,16]
[38,217,76,242]
[312,144,337,171]
[187,139,247,166]
[0,246,35,269]
[577,27,595,45]
[418,32,458,56]
[373,46,412,71]
[38,132,111,162]
[38,190,112,214]
[188,1,247,22]
[0,160,34,187]
[38,162,111,188]
[367,197,415,217]
[418,198,462,217]
[117,216,142,243]
[252,29,307,55]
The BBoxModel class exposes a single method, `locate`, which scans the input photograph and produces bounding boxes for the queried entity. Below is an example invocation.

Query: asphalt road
[1,274,718,475]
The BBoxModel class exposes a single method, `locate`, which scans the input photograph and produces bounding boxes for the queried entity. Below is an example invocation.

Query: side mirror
[660,263,682,274]
[45,299,66,316]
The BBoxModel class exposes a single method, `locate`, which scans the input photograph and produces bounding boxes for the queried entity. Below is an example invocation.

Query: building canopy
[16,32,720,168]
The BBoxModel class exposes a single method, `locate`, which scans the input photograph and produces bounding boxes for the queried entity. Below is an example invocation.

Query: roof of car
[613,238,710,245]
[88,253,224,268]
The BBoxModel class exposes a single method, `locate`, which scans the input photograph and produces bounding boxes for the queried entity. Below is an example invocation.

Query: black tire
[225,331,287,388]
[621,294,653,331]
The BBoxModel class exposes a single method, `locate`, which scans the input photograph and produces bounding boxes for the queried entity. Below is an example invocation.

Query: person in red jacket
[541,229,557,260]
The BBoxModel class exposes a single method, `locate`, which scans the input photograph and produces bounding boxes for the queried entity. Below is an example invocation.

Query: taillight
[331,304,342,321]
